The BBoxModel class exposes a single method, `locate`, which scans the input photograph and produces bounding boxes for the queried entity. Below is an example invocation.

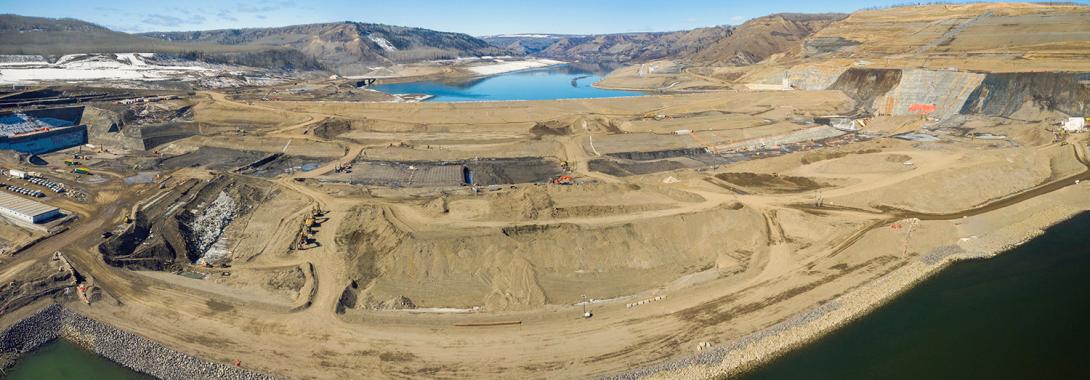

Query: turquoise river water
[373,64,642,102]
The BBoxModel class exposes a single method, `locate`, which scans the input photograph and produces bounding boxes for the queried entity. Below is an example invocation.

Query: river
[742,211,1090,379]
[373,64,642,102]
[4,340,152,379]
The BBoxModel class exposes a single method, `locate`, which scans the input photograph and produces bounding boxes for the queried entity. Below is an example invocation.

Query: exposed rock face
[828,68,904,112]
[961,72,1090,118]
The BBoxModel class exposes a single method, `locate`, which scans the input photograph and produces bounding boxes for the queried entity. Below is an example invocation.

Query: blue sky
[2,0,1087,35]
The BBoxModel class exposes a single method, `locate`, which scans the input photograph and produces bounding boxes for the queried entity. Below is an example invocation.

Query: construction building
[0,191,61,224]
[1063,117,1086,132]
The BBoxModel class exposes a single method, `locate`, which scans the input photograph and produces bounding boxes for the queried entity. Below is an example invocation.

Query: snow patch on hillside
[369,35,398,51]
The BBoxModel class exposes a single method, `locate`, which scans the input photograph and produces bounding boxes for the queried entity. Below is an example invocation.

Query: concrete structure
[0,107,88,154]
[874,69,986,120]
[1062,117,1086,132]
[0,191,61,223]
[346,162,467,187]
[7,169,27,179]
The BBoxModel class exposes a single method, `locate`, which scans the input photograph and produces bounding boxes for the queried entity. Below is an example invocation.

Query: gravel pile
[0,304,62,354]
[0,304,277,380]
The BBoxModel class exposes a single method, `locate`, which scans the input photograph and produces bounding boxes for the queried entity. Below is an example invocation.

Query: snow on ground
[0,55,49,67]
[115,53,149,67]
[466,58,564,75]
[0,53,220,85]
[368,35,398,51]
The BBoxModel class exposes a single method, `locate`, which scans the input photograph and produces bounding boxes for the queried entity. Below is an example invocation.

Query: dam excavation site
[0,2,1089,378]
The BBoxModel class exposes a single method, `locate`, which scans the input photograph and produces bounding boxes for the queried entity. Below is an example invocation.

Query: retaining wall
[873,69,986,120]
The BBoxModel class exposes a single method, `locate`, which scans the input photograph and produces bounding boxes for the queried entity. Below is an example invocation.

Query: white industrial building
[0,192,61,224]
[1062,117,1086,132]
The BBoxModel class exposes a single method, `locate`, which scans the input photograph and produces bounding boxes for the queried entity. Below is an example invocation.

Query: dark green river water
[4,340,151,379]
[742,212,1090,379]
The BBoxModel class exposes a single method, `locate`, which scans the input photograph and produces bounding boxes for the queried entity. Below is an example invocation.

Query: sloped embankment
[335,203,768,311]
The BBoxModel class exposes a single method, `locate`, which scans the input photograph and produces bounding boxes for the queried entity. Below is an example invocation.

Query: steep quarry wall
[828,68,1085,119]
[872,69,986,120]
[960,72,1090,118]
[827,68,1089,120]
[827,68,902,113]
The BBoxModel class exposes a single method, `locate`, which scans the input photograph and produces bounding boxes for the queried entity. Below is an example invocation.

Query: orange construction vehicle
[551,175,574,185]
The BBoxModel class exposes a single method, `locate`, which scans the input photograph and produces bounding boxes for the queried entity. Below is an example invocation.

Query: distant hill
[483,27,732,63]
[0,14,322,71]
[686,13,846,65]
[0,14,200,55]
[481,34,577,55]
[796,3,1090,62]
[143,22,511,75]
[0,15,509,75]
[482,13,844,66]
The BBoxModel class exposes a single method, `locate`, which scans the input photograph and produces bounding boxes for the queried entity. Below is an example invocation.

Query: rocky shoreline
[0,303,276,380]
[611,212,1067,380]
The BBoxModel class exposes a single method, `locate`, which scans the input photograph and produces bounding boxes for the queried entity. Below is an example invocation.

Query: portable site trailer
[1063,117,1086,132]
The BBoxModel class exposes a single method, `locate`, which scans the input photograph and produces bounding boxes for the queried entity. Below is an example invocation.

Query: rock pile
[607,247,999,380]
[0,304,276,380]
